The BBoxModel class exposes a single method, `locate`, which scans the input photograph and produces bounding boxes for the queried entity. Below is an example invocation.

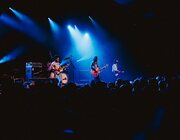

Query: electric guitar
[54,64,69,75]
[114,70,124,77]
[91,64,108,77]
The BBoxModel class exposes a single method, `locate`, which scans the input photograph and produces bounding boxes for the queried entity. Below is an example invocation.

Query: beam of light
[67,25,94,59]
[0,14,24,32]
[60,57,71,66]
[76,56,92,62]
[84,32,89,37]
[88,16,97,26]
[74,25,80,32]
[67,25,97,81]
[9,7,32,23]
[88,16,106,39]
[0,47,25,64]
[67,25,71,29]
[9,7,35,28]
[8,7,46,43]
[67,25,82,46]
[48,17,61,46]
[82,32,91,48]
[48,18,60,33]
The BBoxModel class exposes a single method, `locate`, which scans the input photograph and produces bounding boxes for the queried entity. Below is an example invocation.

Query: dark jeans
[94,75,101,83]
[112,76,118,82]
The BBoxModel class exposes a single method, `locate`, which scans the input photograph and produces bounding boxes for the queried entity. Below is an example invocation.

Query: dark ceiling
[0,0,180,74]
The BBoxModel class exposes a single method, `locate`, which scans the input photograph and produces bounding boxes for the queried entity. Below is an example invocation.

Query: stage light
[67,25,71,29]
[9,7,26,21]
[67,24,94,61]
[88,16,93,22]
[84,33,89,37]
[8,7,46,43]
[88,16,96,26]
[48,17,60,33]
[0,47,25,64]
[74,25,79,31]
[0,14,24,32]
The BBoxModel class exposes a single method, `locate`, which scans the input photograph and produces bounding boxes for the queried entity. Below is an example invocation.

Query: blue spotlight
[0,14,24,32]
[0,47,25,64]
[8,7,46,43]
[67,25,71,29]
[74,25,79,31]
[67,25,80,40]
[48,17,60,33]
[67,25,94,60]
[77,56,91,62]
[9,7,33,25]
[9,7,24,20]
[84,33,89,37]
[88,16,96,26]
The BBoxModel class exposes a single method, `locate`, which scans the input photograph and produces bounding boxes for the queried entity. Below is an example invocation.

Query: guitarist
[49,55,62,86]
[112,59,124,81]
[91,56,101,82]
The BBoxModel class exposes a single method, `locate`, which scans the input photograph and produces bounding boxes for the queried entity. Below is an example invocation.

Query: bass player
[112,59,124,81]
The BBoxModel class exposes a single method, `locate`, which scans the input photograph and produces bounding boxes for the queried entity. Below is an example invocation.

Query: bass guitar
[114,70,124,77]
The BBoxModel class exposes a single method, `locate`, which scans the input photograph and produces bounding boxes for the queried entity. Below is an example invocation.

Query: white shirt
[112,64,118,72]
[50,61,60,70]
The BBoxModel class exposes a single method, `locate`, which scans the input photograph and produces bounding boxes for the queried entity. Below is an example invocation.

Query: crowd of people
[0,54,179,140]
[1,75,179,139]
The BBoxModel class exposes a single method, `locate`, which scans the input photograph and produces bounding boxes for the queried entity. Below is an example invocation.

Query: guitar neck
[100,65,108,71]
[100,67,106,71]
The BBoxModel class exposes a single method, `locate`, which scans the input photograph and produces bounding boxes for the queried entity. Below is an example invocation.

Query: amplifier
[31,62,42,68]
[26,62,43,82]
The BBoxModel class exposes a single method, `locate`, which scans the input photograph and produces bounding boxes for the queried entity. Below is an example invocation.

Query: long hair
[54,55,60,61]
[93,56,98,63]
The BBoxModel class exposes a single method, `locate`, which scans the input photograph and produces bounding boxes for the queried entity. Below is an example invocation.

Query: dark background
[1,1,180,139]
[0,0,179,77]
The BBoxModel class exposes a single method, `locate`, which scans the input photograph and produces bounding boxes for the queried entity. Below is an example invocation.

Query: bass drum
[60,73,68,84]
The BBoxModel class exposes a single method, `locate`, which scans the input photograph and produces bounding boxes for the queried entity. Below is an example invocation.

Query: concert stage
[1,0,180,139]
